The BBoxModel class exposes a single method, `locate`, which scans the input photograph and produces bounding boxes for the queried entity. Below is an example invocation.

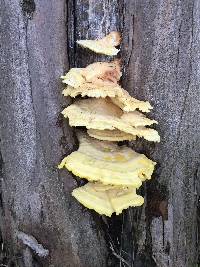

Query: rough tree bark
[0,0,199,267]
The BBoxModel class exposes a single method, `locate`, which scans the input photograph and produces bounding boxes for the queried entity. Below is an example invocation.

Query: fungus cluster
[59,32,160,216]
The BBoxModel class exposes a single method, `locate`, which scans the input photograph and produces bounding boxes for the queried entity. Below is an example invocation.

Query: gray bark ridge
[122,0,200,266]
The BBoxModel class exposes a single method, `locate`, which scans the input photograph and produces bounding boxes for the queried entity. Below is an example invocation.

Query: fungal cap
[72,182,144,216]
[121,111,158,126]
[62,98,160,142]
[72,183,114,216]
[107,187,144,215]
[110,94,152,113]
[61,60,121,89]
[59,134,156,187]
[77,32,121,56]
[82,60,121,85]
[88,129,136,141]
[61,68,84,88]
[62,84,152,113]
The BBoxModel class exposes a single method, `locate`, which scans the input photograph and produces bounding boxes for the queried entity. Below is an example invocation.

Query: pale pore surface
[72,182,144,216]
[76,31,121,56]
[87,129,136,141]
[62,98,160,142]
[58,134,156,187]
[62,84,152,113]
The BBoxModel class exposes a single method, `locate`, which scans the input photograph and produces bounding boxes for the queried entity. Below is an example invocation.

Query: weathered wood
[0,1,107,266]
[122,1,200,266]
[0,0,199,267]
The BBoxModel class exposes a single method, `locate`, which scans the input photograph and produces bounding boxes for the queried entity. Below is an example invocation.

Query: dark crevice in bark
[0,151,7,266]
[147,181,168,221]
[197,192,200,265]
[99,214,134,267]
[66,0,77,68]
[126,15,135,73]
[72,0,78,67]
[0,149,4,216]
[194,165,200,266]
[143,182,168,266]
[20,0,36,19]
[65,0,71,69]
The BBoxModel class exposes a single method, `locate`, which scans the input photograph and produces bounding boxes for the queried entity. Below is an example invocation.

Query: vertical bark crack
[20,0,36,19]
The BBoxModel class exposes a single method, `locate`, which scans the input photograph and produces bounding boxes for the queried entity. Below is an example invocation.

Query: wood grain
[0,1,107,266]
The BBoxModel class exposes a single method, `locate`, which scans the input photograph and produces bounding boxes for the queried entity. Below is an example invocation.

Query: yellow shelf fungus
[107,187,144,215]
[61,68,85,88]
[76,32,121,56]
[87,129,136,141]
[61,60,122,88]
[59,31,159,216]
[63,84,152,113]
[81,60,121,84]
[72,182,114,216]
[62,98,160,142]
[61,60,121,87]
[61,59,152,113]
[72,182,144,216]
[58,134,156,187]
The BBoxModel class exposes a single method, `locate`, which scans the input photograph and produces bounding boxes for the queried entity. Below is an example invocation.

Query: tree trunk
[0,0,199,267]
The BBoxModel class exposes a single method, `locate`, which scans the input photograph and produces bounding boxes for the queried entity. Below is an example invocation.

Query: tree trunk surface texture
[0,0,199,267]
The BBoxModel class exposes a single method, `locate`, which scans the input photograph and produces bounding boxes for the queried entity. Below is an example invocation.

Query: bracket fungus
[62,84,152,113]
[72,182,144,217]
[58,133,156,188]
[77,31,121,56]
[87,129,136,141]
[61,60,121,87]
[59,32,160,216]
[62,98,160,142]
